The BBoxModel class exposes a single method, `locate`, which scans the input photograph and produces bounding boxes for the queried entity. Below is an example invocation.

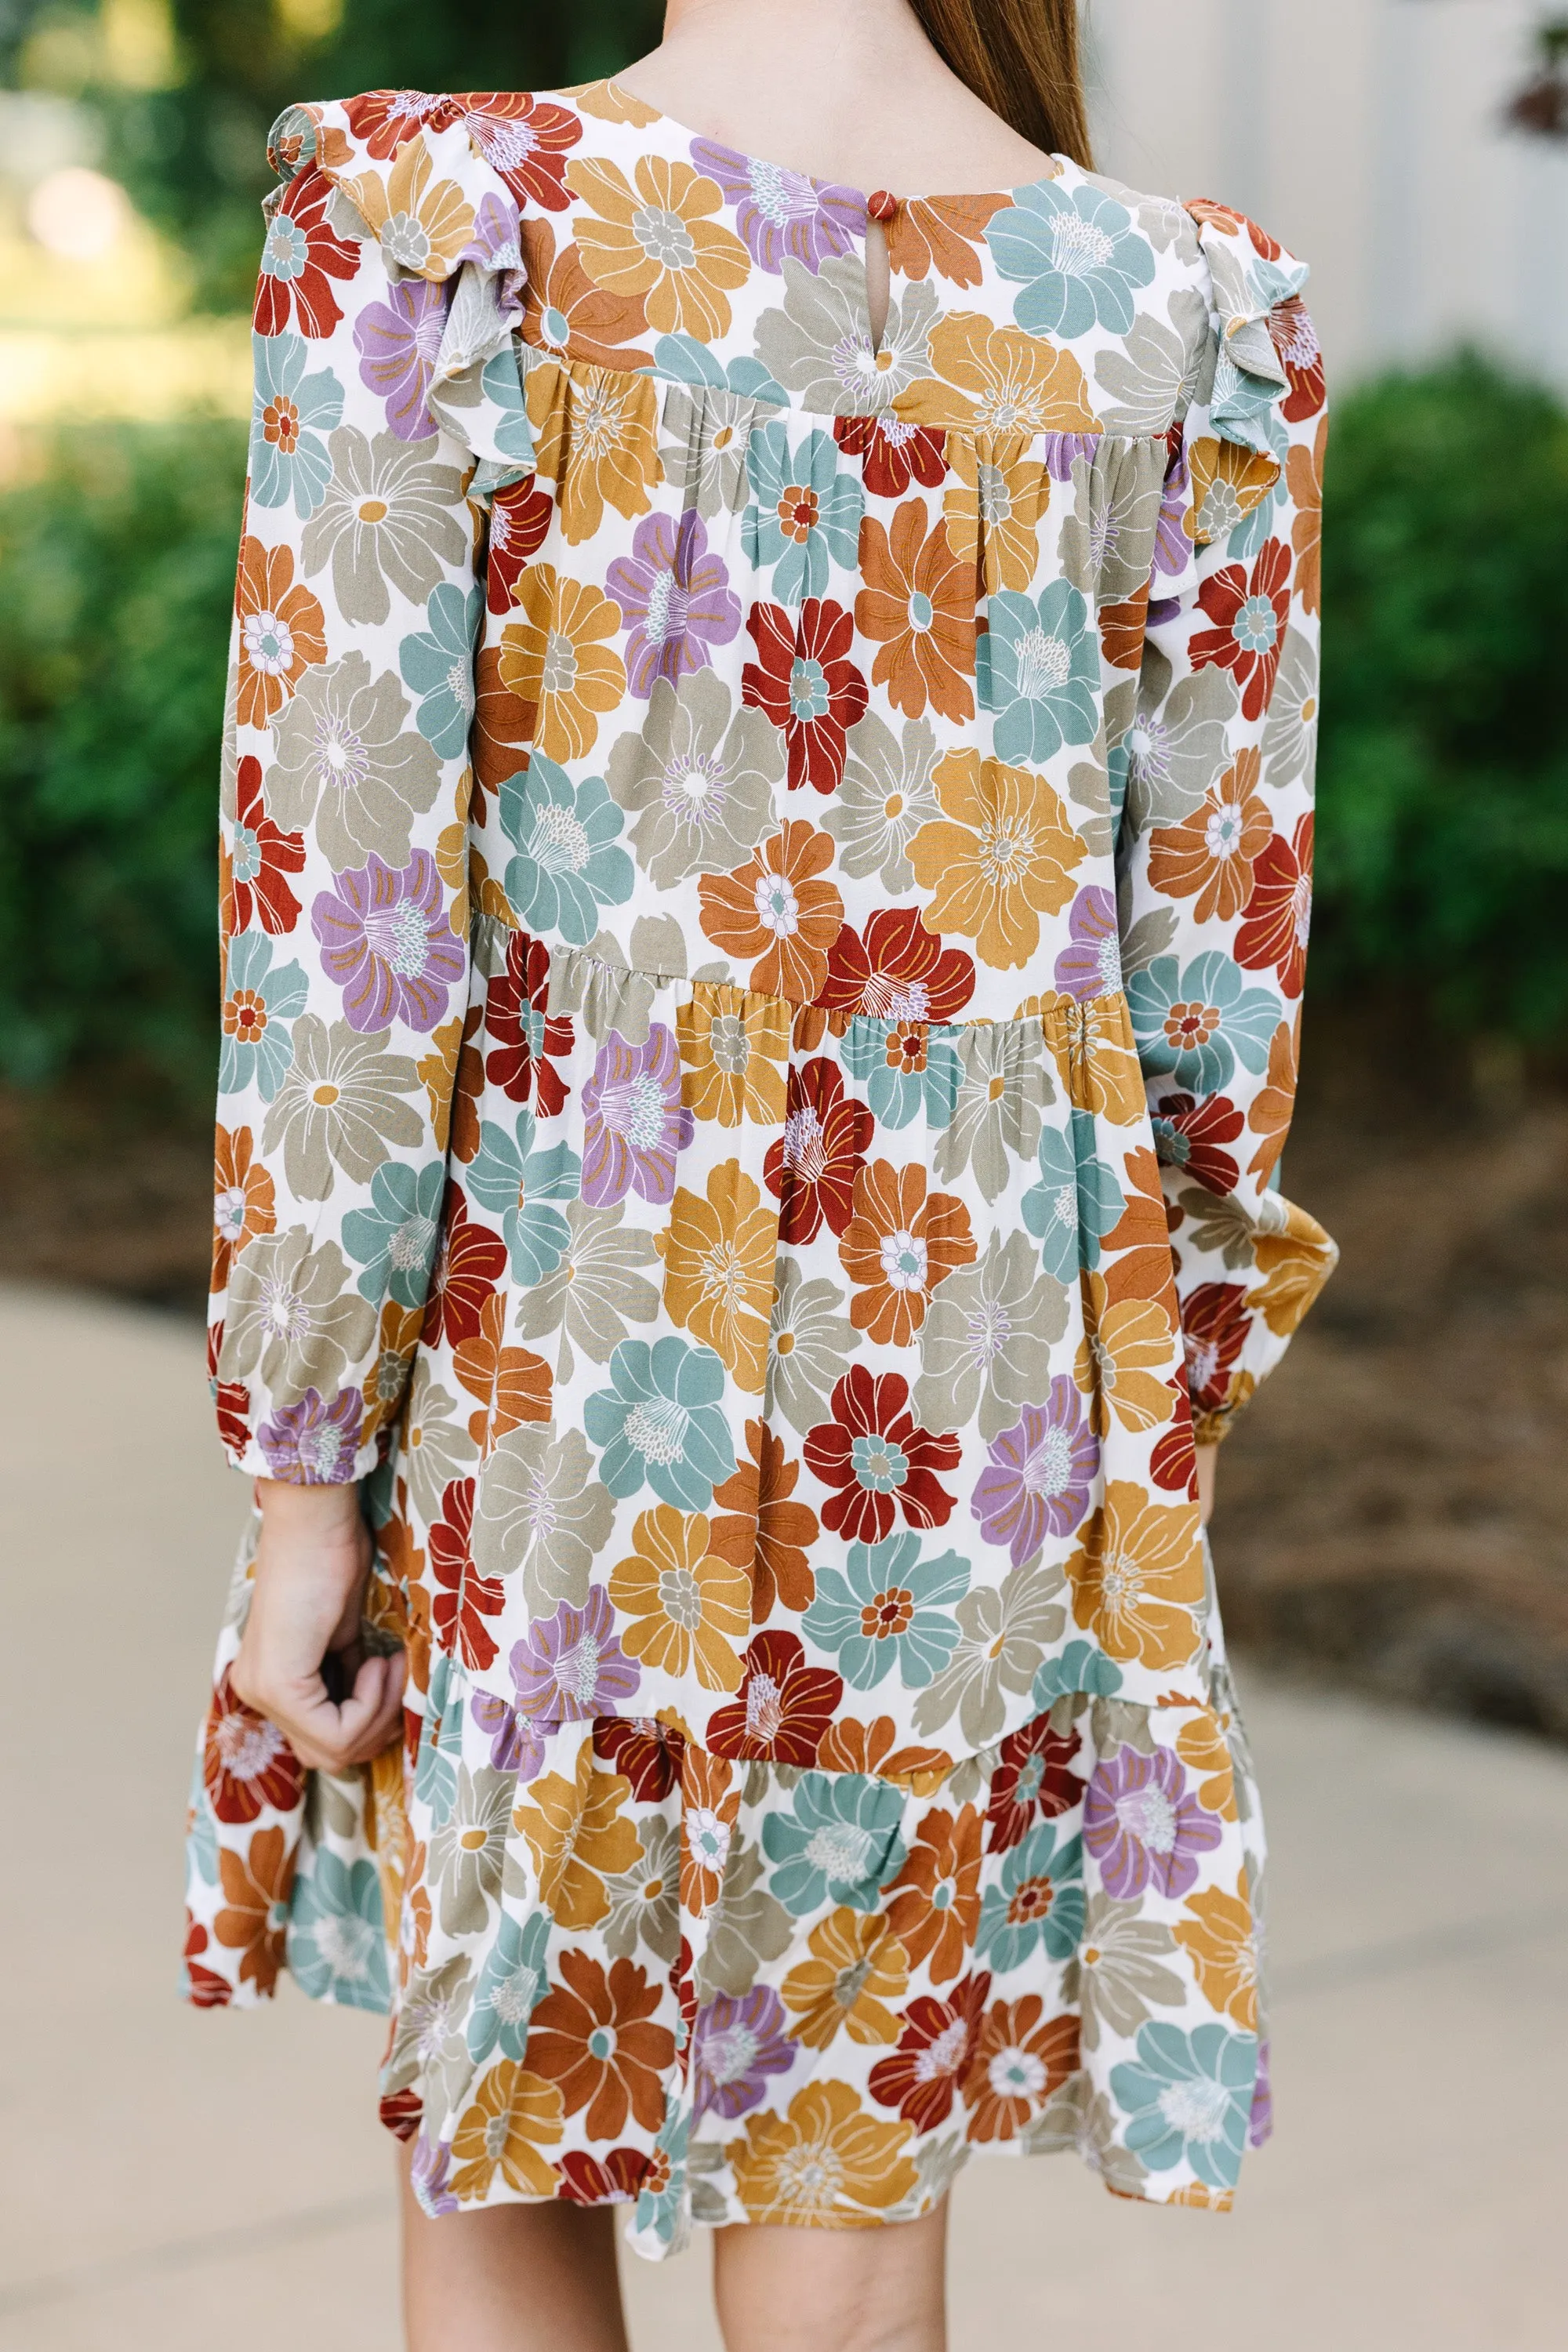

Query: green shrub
[0,417,245,1096]
[1315,351,1568,1040]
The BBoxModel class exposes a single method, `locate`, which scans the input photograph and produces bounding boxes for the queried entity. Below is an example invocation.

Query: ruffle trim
[1182,204,1311,456]
[267,98,536,494]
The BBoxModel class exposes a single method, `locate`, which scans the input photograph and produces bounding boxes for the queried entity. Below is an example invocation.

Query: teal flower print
[742,420,864,608]
[466,1105,582,1285]
[341,1158,445,1306]
[1032,1639,1123,1708]
[977,583,1100,765]
[652,330,789,409]
[760,1772,908,1915]
[220,930,309,1103]
[840,1018,963,1131]
[287,1851,390,2012]
[415,1651,466,1822]
[186,1755,219,1886]
[1110,2021,1259,2190]
[585,1335,737,1509]
[803,1530,970,1692]
[466,1906,551,2063]
[1125,949,1280,1097]
[400,580,481,759]
[987,180,1156,339]
[248,329,343,519]
[479,345,539,465]
[633,2104,689,2252]
[500,753,635,946]
[1022,1109,1125,1283]
[976,1818,1084,1971]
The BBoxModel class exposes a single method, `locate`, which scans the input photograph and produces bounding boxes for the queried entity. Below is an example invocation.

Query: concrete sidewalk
[1,1283,1564,2350]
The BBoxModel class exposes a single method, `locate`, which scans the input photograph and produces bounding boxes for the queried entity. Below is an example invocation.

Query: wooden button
[866,189,898,223]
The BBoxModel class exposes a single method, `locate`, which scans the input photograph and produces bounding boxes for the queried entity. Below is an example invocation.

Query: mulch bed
[5,1014,1566,1736]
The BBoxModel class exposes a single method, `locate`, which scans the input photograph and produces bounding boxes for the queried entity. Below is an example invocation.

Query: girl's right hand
[230,1479,406,1774]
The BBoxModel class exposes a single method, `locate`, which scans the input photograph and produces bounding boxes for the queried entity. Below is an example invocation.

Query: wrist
[255,1475,363,1528]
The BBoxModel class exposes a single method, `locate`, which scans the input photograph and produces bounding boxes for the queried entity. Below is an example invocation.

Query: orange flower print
[710,1419,819,1621]
[962,1994,1078,2141]
[1073,1269,1178,1436]
[698,820,844,1002]
[1147,747,1272,925]
[1065,1479,1205,1668]
[838,1157,977,1347]
[780,1906,911,2048]
[568,151,750,339]
[1288,413,1327,615]
[854,498,976,723]
[677,1744,740,1913]
[1174,1875,1258,2030]
[520,214,654,372]
[882,1802,983,1983]
[528,1949,677,2136]
[234,535,325,728]
[909,749,1084,971]
[887,193,1008,288]
[727,2079,918,2226]
[1247,1015,1300,1187]
[213,1824,293,1993]
[212,1123,276,1293]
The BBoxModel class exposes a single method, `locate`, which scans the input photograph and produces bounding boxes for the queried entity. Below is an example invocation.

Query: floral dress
[184,78,1335,2254]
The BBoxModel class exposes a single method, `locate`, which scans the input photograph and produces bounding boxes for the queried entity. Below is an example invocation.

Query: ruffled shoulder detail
[1182,199,1313,454]
[266,93,586,492]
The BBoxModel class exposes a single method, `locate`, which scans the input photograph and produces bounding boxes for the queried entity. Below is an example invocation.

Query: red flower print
[485,474,555,615]
[1185,198,1283,262]
[342,89,455,157]
[883,1803,983,1982]
[1269,296,1327,423]
[1190,539,1291,722]
[742,599,867,795]
[459,91,585,213]
[593,1716,685,1802]
[868,1973,990,2132]
[804,1366,960,1543]
[985,1718,1083,1852]
[817,905,976,1022]
[253,167,359,339]
[1236,813,1312,999]
[485,928,574,1117]
[226,755,305,937]
[558,2147,651,2205]
[421,1184,507,1350]
[764,1056,873,1243]
[962,1996,1079,2142]
[1181,1283,1251,1415]
[379,2087,424,2141]
[1152,1091,1243,1197]
[528,1951,677,2138]
[833,413,948,498]
[201,1665,305,1826]
[215,1377,252,1457]
[1149,1378,1200,1496]
[183,1918,232,2009]
[428,1478,504,1671]
[707,1630,844,1766]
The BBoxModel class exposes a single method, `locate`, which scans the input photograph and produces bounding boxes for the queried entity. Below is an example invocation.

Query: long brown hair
[910,0,1094,169]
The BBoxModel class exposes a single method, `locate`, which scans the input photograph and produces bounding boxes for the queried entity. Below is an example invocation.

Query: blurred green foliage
[1315,351,1568,1040]
[2,359,1567,1102]
[4,0,662,308]
[0,416,244,1095]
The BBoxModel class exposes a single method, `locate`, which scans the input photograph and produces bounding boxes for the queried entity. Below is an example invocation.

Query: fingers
[237,1647,406,1777]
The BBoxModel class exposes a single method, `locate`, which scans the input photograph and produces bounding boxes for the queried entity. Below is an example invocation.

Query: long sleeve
[209,132,481,1483]
[1117,203,1337,1444]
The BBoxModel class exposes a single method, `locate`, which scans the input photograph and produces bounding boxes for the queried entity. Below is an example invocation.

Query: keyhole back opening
[865,215,891,354]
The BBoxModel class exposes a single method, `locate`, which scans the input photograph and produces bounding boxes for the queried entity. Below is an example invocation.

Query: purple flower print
[580,1024,694,1207]
[971,1377,1098,1565]
[470,1689,545,1779]
[258,1386,364,1483]
[1083,1744,1223,1900]
[510,1588,641,1722]
[312,850,465,1034]
[1249,2036,1273,2149]
[1040,430,1103,485]
[1053,886,1121,1003]
[691,137,866,272]
[354,276,449,440]
[606,510,741,699]
[691,1987,795,2120]
[410,2132,459,2217]
[466,188,524,274]
[1153,430,1192,578]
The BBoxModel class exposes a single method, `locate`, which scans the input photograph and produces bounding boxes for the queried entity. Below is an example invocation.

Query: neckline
[597,76,1067,216]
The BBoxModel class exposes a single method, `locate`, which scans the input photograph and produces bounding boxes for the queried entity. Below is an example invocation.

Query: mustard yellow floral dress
[184,78,1335,2252]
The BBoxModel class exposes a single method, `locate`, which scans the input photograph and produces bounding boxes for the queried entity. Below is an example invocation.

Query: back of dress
[191,78,1334,2234]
